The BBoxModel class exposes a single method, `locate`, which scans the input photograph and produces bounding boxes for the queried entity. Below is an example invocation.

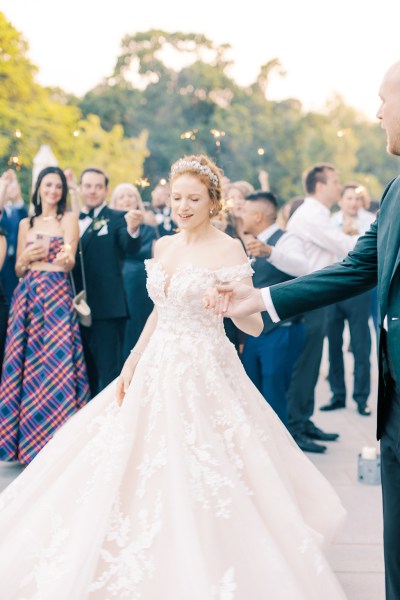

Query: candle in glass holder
[361,446,377,460]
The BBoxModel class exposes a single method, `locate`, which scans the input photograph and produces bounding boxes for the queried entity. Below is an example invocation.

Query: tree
[0,13,149,199]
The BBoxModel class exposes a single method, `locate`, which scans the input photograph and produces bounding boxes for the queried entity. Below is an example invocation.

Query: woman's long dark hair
[30,166,68,227]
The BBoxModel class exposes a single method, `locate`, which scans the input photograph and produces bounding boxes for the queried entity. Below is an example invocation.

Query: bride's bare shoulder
[214,231,248,267]
[153,234,179,259]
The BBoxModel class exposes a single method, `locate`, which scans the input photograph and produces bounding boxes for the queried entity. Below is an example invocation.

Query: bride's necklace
[41,215,57,222]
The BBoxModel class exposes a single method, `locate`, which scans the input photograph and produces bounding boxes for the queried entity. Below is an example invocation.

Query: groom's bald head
[377,61,400,156]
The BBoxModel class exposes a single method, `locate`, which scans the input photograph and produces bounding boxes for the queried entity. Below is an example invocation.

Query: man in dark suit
[0,170,28,301]
[209,60,400,600]
[150,182,176,237]
[72,167,142,396]
[240,191,307,427]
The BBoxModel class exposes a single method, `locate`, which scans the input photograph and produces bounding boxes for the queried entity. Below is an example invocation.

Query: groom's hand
[204,282,265,317]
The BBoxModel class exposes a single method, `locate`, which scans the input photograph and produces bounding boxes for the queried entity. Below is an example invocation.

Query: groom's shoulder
[381,175,400,203]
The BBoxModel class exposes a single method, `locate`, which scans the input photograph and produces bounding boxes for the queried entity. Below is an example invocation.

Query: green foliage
[1,17,398,205]
[0,13,148,201]
[77,28,398,203]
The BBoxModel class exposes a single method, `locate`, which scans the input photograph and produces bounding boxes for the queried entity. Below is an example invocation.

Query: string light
[180,130,197,140]
[15,129,22,139]
[136,177,150,188]
[257,148,265,156]
[337,130,344,138]
[73,130,80,137]
[210,129,225,138]
[8,155,22,170]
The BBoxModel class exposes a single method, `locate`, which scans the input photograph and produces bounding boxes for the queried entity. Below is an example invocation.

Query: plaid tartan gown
[0,237,90,464]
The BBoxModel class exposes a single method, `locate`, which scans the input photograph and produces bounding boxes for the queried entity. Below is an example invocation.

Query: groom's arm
[267,216,378,321]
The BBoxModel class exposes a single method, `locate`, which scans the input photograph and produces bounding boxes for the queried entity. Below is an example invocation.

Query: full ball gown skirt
[0,237,90,464]
[0,260,347,599]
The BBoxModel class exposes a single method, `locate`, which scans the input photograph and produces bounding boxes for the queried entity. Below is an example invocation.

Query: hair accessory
[171,160,219,187]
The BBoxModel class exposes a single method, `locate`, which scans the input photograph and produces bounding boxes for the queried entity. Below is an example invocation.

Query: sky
[2,0,399,121]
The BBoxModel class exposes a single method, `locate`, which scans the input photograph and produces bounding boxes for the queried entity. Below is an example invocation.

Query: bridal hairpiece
[171,160,219,187]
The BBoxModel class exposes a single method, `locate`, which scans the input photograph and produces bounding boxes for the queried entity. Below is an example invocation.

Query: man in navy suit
[240,191,307,428]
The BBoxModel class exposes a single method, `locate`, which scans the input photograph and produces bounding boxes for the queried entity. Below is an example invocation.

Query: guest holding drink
[0,167,90,465]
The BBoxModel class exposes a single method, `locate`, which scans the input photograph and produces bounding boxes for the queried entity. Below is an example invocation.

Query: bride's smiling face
[170,174,213,229]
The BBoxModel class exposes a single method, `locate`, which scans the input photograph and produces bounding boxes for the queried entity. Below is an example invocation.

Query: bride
[0,155,346,599]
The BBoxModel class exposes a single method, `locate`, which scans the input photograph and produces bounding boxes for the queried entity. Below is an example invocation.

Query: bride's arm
[116,307,158,405]
[222,240,263,337]
[231,276,263,337]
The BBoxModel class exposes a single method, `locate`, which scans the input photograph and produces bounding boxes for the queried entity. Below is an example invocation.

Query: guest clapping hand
[245,238,272,258]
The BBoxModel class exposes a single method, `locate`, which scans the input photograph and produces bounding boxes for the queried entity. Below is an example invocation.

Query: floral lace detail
[77,401,128,506]
[89,493,163,599]
[19,510,70,598]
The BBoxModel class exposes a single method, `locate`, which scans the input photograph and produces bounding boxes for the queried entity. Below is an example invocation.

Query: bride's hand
[116,353,140,406]
[203,286,232,316]
[204,282,264,318]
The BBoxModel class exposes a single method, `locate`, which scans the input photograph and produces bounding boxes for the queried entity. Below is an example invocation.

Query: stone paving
[311,335,384,600]
[0,329,385,599]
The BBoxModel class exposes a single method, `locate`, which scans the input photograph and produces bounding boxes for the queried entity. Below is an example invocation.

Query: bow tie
[79,209,95,220]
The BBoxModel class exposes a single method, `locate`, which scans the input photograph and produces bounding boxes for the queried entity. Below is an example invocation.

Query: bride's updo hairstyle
[170,154,223,217]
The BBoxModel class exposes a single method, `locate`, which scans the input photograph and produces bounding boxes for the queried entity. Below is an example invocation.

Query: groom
[208,60,400,600]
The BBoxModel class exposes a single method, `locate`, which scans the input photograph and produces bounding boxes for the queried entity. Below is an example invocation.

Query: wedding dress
[0,259,347,599]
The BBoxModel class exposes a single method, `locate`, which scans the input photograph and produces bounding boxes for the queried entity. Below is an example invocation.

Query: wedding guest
[0,166,90,464]
[283,163,359,453]
[224,181,254,242]
[110,183,158,358]
[321,183,375,416]
[355,184,379,331]
[0,170,28,301]
[69,167,142,396]
[241,191,308,424]
[150,181,176,236]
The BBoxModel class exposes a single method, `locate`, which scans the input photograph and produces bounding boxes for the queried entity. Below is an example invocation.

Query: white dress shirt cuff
[261,287,281,323]
[129,227,140,239]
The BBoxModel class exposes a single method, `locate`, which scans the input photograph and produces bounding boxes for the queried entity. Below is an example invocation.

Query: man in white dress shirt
[277,164,359,452]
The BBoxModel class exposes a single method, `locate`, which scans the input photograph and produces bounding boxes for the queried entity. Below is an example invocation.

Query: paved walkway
[0,329,385,599]
[311,334,384,600]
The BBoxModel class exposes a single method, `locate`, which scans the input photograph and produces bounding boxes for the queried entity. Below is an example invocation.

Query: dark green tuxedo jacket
[268,176,400,439]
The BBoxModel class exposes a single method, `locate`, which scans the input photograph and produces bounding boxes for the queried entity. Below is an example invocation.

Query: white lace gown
[0,260,347,600]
